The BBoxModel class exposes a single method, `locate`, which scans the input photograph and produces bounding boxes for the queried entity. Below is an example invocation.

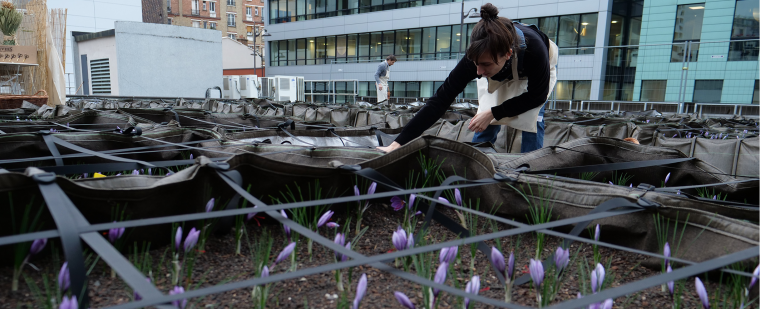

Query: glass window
[358,33,370,61]
[452,24,463,56]
[306,0,315,17]
[288,39,296,65]
[278,40,288,66]
[316,36,326,64]
[521,18,538,25]
[539,16,558,43]
[316,0,326,13]
[393,82,405,97]
[270,0,278,22]
[348,0,359,14]
[640,80,667,102]
[420,81,435,97]
[463,81,477,99]
[327,0,336,14]
[578,13,598,54]
[754,80,759,104]
[671,3,704,62]
[297,39,306,65]
[347,34,357,60]
[368,81,377,97]
[370,32,382,60]
[607,14,624,46]
[629,17,642,45]
[395,30,408,58]
[406,81,420,98]
[728,0,759,61]
[422,27,436,59]
[297,0,305,16]
[336,35,347,58]
[371,0,381,9]
[326,35,336,59]
[433,81,444,94]
[693,80,723,103]
[466,23,475,47]
[279,0,287,21]
[408,28,422,60]
[359,82,369,97]
[573,81,591,100]
[270,41,279,66]
[307,37,316,64]
[436,25,452,59]
[382,31,395,57]
[558,15,580,55]
[359,0,371,12]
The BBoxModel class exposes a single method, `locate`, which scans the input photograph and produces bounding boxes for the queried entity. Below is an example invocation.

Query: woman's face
[475,50,512,78]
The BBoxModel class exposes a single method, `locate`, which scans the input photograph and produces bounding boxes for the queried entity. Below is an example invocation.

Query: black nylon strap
[276,121,316,146]
[40,132,64,166]
[525,157,694,175]
[655,178,759,192]
[163,107,180,124]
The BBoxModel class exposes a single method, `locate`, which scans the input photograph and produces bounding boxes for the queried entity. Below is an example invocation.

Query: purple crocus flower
[432,262,448,297]
[529,259,544,290]
[280,210,291,240]
[367,182,377,195]
[591,263,605,293]
[390,196,405,211]
[205,198,215,212]
[317,210,334,227]
[749,264,760,290]
[600,299,613,309]
[274,242,296,265]
[175,226,183,251]
[108,222,125,244]
[134,277,151,301]
[353,273,367,309]
[342,241,351,262]
[326,222,340,228]
[667,264,674,297]
[406,232,414,249]
[454,188,462,206]
[261,265,269,278]
[189,154,194,160]
[439,246,458,264]
[664,242,671,266]
[334,233,347,261]
[170,286,187,309]
[408,194,416,210]
[608,181,613,185]
[646,119,650,123]
[464,275,480,309]
[554,247,570,272]
[245,206,259,221]
[58,262,70,292]
[490,247,506,276]
[664,173,671,185]
[132,170,139,175]
[394,291,416,309]
[392,227,408,251]
[59,295,78,309]
[507,251,515,279]
[695,277,710,309]
[438,197,450,206]
[594,224,600,242]
[30,238,47,255]
[183,227,200,252]
[354,185,360,197]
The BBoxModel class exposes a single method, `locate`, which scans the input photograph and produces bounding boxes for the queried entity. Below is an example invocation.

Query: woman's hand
[468,110,495,133]
[376,141,401,153]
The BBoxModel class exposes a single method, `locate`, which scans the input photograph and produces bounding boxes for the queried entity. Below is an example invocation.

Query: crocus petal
[30,238,47,256]
[406,232,414,249]
[439,248,449,264]
[326,222,340,228]
[261,265,269,278]
[664,242,671,266]
[183,227,200,252]
[392,228,408,251]
[274,242,297,265]
[353,273,368,309]
[390,196,405,211]
[507,251,515,279]
[464,275,480,309]
[342,241,351,262]
[354,185,360,197]
[695,277,710,309]
[317,210,334,227]
[394,291,416,309]
[205,198,215,212]
[595,264,606,292]
[132,170,139,175]
[408,194,416,210]
[170,286,187,309]
[667,264,674,296]
[60,295,78,309]
[554,247,569,272]
[490,247,506,275]
[454,188,462,206]
[594,224,600,241]
[749,264,760,290]
[664,173,671,185]
[175,226,183,251]
[433,262,448,296]
[529,259,544,289]
[600,299,613,309]
[58,262,70,292]
[367,182,377,195]
[444,246,458,264]
[438,197,450,206]
[591,269,598,293]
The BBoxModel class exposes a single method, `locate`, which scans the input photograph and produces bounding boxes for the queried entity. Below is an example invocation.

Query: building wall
[265,0,613,99]
[168,0,265,47]
[633,0,758,104]
[113,21,223,97]
[76,36,120,95]
[47,0,142,95]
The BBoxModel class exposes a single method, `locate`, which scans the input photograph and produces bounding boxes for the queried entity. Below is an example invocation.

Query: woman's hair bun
[479,3,499,21]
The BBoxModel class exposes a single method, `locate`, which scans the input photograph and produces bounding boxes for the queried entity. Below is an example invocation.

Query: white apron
[476,39,558,133]
[376,61,390,103]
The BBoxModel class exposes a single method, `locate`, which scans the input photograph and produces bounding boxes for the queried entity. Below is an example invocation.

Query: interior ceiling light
[611,20,618,23]
[689,6,704,9]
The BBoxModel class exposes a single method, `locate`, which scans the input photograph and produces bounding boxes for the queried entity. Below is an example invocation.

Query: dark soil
[1,201,756,309]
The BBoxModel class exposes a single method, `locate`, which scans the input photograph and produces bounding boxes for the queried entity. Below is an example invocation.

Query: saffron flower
[59,295,78,309]
[406,232,414,249]
[30,238,47,255]
[664,173,671,185]
[353,273,367,309]
[245,206,259,221]
[554,247,570,272]
[326,222,340,228]
[664,242,671,266]
[392,227,408,251]
[464,275,480,309]
[108,223,125,244]
[594,224,600,241]
[175,226,183,251]
[205,198,215,212]
[454,188,462,206]
[432,262,448,297]
[390,196,405,211]
[394,291,416,309]
[409,194,416,210]
[274,242,296,265]
[695,277,710,309]
[667,264,674,297]
[749,264,759,290]
[317,210,334,227]
[280,210,291,240]
[58,262,70,292]
[334,233,348,261]
[438,197,450,206]
[169,286,187,309]
[591,263,605,293]
[261,265,269,278]
[439,246,458,264]
[132,170,139,175]
[529,259,544,290]
[183,227,201,252]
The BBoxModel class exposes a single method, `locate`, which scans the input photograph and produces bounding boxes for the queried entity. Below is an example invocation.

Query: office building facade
[264,0,758,104]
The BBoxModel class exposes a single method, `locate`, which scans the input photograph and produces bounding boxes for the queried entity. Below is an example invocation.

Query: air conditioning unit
[296,77,305,102]
[258,77,275,98]
[238,75,259,98]
[222,75,241,99]
[273,76,305,102]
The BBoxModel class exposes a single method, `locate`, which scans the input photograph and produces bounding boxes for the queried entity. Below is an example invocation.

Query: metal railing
[191,9,200,16]
[304,79,359,104]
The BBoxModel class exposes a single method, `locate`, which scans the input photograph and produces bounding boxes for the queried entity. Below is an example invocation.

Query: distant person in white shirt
[374,55,397,103]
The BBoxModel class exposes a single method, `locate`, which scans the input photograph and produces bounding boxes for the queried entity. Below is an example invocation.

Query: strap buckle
[32,172,57,184]
[636,183,657,191]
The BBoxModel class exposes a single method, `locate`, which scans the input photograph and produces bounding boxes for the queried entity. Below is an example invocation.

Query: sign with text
[0,46,37,65]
